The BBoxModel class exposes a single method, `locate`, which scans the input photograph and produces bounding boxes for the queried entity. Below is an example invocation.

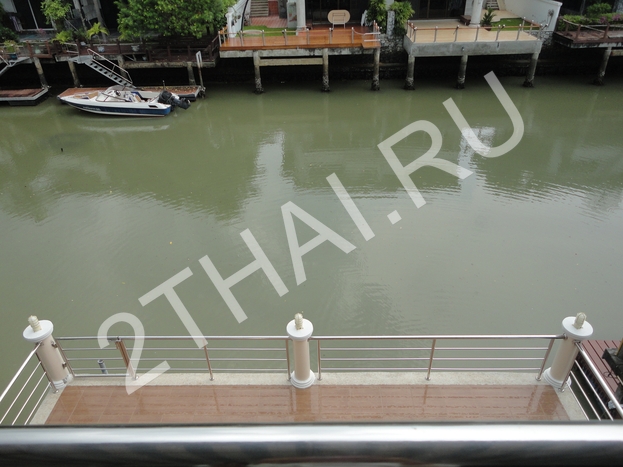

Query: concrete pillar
[67,61,81,87]
[296,0,306,31]
[523,50,540,88]
[23,316,71,391]
[32,57,48,88]
[404,54,415,90]
[321,48,330,92]
[371,47,380,91]
[287,313,315,389]
[253,51,264,94]
[594,47,612,86]
[543,313,593,390]
[186,62,196,85]
[468,0,485,26]
[456,53,468,89]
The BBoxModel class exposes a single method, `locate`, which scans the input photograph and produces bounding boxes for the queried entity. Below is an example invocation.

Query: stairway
[485,0,500,10]
[0,57,29,77]
[250,0,269,17]
[71,53,135,88]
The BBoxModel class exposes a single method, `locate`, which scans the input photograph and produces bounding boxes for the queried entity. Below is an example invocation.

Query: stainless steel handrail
[573,342,623,419]
[0,423,622,466]
[54,334,563,382]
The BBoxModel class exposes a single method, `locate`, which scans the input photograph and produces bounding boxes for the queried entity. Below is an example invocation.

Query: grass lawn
[492,18,530,28]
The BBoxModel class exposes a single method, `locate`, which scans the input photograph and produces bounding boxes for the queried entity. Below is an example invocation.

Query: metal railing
[557,18,623,42]
[1,423,623,466]
[218,22,381,49]
[406,19,542,43]
[566,342,623,420]
[51,333,563,384]
[0,343,55,426]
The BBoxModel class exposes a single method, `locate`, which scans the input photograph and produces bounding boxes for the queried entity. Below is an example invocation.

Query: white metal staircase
[0,56,29,78]
[250,0,269,17]
[69,49,135,88]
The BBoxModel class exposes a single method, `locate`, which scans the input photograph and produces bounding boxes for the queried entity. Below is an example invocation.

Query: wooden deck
[58,86,203,101]
[580,340,621,393]
[0,87,49,106]
[44,383,569,424]
[220,26,380,52]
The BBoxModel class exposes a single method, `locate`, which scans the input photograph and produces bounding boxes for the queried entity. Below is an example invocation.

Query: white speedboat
[59,86,190,117]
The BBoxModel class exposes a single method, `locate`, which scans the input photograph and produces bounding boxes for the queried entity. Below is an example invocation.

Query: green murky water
[1,74,623,382]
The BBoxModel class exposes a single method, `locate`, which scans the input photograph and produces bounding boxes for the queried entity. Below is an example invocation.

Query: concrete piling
[253,51,264,94]
[322,48,330,92]
[32,57,48,88]
[456,54,468,89]
[67,61,81,88]
[371,48,380,91]
[404,55,415,90]
[594,47,612,86]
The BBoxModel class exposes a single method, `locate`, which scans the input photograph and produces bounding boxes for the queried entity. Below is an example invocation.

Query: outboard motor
[158,90,191,110]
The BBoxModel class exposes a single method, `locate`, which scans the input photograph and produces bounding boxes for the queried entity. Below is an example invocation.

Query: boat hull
[61,98,172,117]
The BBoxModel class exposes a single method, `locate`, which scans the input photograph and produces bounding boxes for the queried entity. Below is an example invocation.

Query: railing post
[434,26,438,42]
[283,29,288,45]
[317,340,322,380]
[475,25,480,42]
[115,338,136,380]
[286,313,315,389]
[426,339,436,380]
[203,345,214,381]
[543,313,593,391]
[23,316,71,391]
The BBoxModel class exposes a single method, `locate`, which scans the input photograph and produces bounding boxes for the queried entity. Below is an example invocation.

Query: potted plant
[480,7,495,30]
[3,40,18,60]
[87,22,109,43]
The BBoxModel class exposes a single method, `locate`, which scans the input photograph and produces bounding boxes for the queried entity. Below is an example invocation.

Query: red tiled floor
[45,384,569,424]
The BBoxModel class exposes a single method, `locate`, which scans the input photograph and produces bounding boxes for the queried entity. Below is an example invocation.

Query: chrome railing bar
[572,362,612,420]
[203,345,214,381]
[319,367,543,372]
[0,362,43,424]
[568,371,591,420]
[316,346,550,351]
[57,334,563,341]
[575,342,623,418]
[24,380,50,425]
[426,339,436,380]
[11,372,47,425]
[0,344,40,406]
[536,338,556,381]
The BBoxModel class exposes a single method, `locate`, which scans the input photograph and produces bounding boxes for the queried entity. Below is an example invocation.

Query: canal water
[1,74,622,382]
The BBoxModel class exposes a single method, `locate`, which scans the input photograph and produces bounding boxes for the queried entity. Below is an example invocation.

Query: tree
[116,0,235,40]
[40,0,72,29]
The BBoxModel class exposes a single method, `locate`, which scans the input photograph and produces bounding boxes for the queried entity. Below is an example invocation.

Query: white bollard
[286,313,315,389]
[543,313,593,390]
[23,316,71,391]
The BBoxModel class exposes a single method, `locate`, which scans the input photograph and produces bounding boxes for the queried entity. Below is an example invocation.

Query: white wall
[504,0,562,31]
[1,0,16,13]
[226,0,250,36]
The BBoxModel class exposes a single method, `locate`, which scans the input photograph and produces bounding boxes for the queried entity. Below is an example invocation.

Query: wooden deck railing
[406,19,542,43]
[556,18,623,42]
[218,22,381,50]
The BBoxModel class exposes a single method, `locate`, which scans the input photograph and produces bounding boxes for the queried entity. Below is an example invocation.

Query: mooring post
[371,47,380,91]
[286,313,315,389]
[456,53,468,89]
[543,313,593,391]
[23,316,71,391]
[186,62,196,85]
[594,46,612,86]
[321,48,330,92]
[253,51,264,94]
[67,61,81,88]
[523,45,542,88]
[404,54,415,90]
[32,57,48,88]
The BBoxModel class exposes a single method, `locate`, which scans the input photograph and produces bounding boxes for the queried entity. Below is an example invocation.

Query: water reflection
[0,77,622,379]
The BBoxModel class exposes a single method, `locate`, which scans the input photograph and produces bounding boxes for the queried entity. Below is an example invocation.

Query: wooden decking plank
[580,340,620,393]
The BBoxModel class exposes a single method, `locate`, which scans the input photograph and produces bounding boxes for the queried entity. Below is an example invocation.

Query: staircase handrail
[86,48,133,86]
